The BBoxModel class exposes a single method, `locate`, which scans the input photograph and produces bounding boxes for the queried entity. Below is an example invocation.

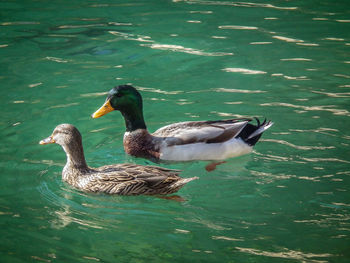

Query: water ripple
[219,25,258,30]
[313,18,329,21]
[189,10,213,14]
[49,102,79,109]
[140,43,234,56]
[29,82,43,88]
[250,170,295,180]
[52,205,105,230]
[23,158,64,167]
[324,37,345,41]
[0,21,40,25]
[272,35,304,43]
[282,75,310,80]
[212,35,227,39]
[312,90,350,98]
[250,42,272,45]
[280,58,313,61]
[222,68,267,74]
[212,235,244,241]
[80,92,108,98]
[291,127,338,133]
[211,111,251,118]
[215,87,266,93]
[333,74,350,79]
[296,43,320,47]
[57,24,106,29]
[175,217,231,231]
[82,256,101,262]
[262,139,335,150]
[254,153,292,163]
[235,246,333,263]
[137,86,183,95]
[109,31,154,43]
[173,1,298,10]
[110,30,234,56]
[261,102,350,117]
[294,213,350,227]
[45,56,69,63]
[299,157,350,164]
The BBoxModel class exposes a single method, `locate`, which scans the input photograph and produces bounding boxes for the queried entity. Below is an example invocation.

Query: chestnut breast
[123,129,160,159]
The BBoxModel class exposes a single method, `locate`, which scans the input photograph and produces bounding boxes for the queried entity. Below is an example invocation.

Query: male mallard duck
[91,85,273,170]
[39,124,197,195]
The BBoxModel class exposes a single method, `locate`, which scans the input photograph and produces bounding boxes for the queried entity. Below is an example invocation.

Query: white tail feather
[171,177,198,189]
[247,121,274,140]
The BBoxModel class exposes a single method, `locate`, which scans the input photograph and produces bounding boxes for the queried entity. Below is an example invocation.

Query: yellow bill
[91,99,114,118]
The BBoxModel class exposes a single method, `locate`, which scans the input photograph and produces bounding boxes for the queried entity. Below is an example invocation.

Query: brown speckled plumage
[40,124,197,195]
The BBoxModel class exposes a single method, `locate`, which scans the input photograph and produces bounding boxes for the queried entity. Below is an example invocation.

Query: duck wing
[91,164,195,195]
[152,118,252,146]
[94,163,180,182]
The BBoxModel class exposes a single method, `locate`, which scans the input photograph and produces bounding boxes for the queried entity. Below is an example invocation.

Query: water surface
[1,0,349,262]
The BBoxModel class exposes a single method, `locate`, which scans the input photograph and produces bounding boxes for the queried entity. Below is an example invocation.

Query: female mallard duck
[39,124,197,195]
[91,85,273,170]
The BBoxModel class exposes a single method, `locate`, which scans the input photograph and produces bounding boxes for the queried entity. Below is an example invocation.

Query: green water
[1,0,349,262]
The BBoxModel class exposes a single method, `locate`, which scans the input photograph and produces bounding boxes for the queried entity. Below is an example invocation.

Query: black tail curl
[237,118,273,146]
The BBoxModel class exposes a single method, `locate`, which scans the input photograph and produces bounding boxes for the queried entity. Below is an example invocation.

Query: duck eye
[116,93,123,98]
